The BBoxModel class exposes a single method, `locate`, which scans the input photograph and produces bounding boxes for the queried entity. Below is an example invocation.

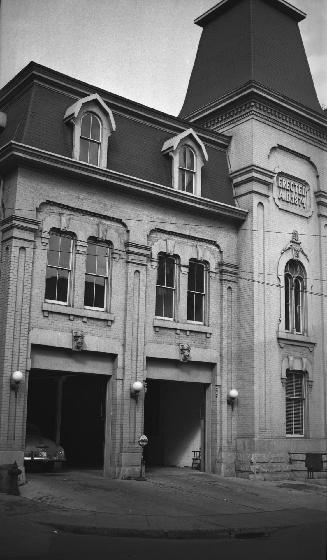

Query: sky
[1,0,326,116]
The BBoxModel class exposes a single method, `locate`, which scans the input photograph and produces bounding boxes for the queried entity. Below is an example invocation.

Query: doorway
[144,379,206,470]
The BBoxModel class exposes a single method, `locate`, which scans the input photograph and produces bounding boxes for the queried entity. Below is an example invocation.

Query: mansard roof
[180,0,322,118]
[0,62,236,208]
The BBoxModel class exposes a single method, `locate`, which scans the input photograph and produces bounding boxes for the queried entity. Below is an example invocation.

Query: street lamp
[227,388,238,409]
[10,371,24,394]
[130,381,144,402]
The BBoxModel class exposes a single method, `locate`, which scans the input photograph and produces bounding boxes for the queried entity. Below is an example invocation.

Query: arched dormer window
[162,128,208,197]
[64,93,116,169]
[179,146,196,193]
[285,260,306,334]
[80,113,101,166]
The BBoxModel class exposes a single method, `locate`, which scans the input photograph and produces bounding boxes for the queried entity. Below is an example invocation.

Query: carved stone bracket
[179,343,191,362]
[76,240,88,255]
[72,330,84,351]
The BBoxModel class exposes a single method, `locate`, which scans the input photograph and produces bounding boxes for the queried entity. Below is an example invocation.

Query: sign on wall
[274,173,312,217]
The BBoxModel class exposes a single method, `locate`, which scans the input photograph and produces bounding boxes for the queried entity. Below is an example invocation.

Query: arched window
[284,260,306,334]
[178,146,196,193]
[79,113,101,165]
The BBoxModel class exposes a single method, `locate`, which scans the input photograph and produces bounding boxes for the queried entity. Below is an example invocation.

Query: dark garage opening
[144,379,206,470]
[26,370,108,468]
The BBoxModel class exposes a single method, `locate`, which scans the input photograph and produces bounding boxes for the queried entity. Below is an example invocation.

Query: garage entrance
[27,370,108,468]
[144,379,206,470]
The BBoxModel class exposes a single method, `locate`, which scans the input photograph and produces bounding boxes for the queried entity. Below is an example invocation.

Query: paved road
[1,524,326,560]
[0,467,326,559]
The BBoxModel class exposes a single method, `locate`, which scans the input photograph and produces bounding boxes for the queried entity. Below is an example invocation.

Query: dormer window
[64,93,116,169]
[179,146,196,193]
[80,113,101,165]
[162,128,208,197]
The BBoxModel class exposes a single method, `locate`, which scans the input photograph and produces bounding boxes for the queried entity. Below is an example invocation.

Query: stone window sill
[153,317,212,337]
[42,302,114,325]
[277,332,316,350]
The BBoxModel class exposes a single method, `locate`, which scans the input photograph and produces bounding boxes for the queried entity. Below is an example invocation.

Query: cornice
[0,214,39,234]
[315,191,327,219]
[184,83,327,150]
[0,141,248,223]
[230,165,275,198]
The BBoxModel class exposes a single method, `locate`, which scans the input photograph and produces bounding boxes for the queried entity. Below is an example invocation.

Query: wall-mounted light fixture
[10,371,24,394]
[227,388,238,409]
[131,381,144,401]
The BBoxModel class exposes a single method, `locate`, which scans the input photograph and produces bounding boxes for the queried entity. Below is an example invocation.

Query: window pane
[155,286,164,316]
[47,238,60,267]
[185,171,194,193]
[157,255,165,286]
[186,147,195,170]
[187,291,194,321]
[96,245,108,276]
[94,276,105,308]
[80,138,89,162]
[165,257,175,288]
[89,141,99,165]
[294,278,302,333]
[56,269,69,302]
[91,115,101,141]
[84,275,94,307]
[81,114,91,138]
[86,251,97,274]
[194,293,203,322]
[285,275,291,331]
[164,288,173,318]
[45,268,57,300]
[178,169,185,191]
[195,263,204,292]
[59,237,72,269]
[179,147,186,168]
[188,261,195,291]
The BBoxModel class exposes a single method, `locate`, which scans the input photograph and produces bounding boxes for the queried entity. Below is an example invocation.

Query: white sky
[1,0,326,115]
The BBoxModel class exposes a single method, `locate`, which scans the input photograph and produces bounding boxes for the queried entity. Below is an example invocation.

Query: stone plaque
[274,173,312,217]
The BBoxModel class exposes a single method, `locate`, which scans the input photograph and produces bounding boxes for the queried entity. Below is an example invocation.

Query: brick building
[0,0,326,480]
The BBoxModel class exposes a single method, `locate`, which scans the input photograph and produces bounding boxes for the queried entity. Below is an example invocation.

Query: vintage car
[24,423,66,468]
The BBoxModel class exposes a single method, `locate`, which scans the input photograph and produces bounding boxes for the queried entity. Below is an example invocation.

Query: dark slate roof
[0,62,235,207]
[180,0,322,117]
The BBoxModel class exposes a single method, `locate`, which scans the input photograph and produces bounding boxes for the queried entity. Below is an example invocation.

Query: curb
[40,522,289,540]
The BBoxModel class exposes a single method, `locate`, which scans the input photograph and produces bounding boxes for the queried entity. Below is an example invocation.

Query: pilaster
[0,214,39,475]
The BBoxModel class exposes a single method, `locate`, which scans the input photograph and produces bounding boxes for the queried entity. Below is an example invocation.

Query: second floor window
[285,260,306,334]
[155,254,176,318]
[178,146,196,194]
[80,113,101,165]
[187,260,205,322]
[84,240,110,310]
[45,232,73,304]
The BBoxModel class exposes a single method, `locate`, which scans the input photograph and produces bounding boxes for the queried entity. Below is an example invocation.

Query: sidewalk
[0,467,326,557]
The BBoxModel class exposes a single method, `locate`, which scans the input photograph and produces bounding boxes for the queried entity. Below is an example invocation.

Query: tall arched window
[284,260,306,334]
[79,113,101,165]
[178,146,196,193]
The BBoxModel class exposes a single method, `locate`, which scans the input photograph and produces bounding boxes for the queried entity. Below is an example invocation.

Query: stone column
[0,215,39,477]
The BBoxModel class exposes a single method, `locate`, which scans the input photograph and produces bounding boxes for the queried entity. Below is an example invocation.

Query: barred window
[178,146,196,194]
[45,232,73,304]
[79,113,101,166]
[286,371,304,436]
[187,260,206,323]
[84,240,110,310]
[285,260,306,334]
[155,254,176,319]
